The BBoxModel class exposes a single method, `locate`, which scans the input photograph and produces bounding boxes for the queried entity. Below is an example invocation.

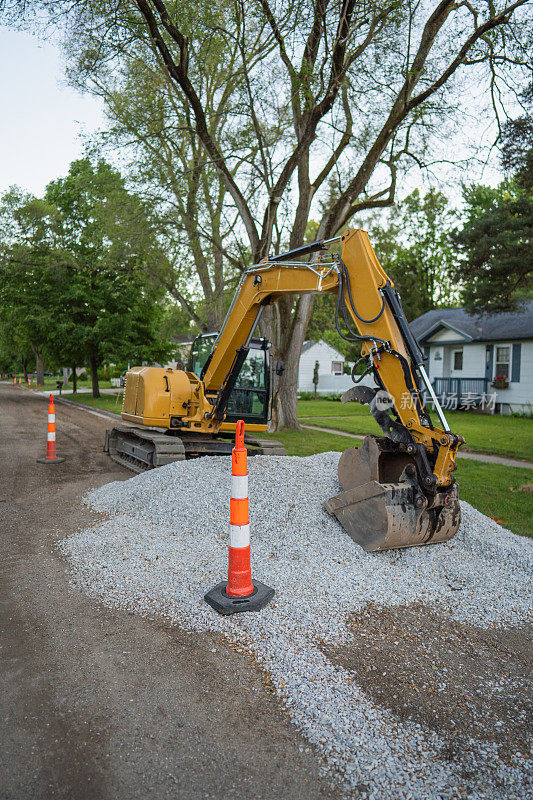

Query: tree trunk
[35,354,44,386]
[269,294,315,430]
[71,365,77,394]
[89,355,100,398]
[22,359,28,382]
[62,366,69,386]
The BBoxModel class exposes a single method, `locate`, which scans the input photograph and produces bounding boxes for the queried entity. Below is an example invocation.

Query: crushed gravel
[60,452,533,799]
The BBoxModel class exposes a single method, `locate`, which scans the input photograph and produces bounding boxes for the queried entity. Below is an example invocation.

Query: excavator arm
[201,228,462,493]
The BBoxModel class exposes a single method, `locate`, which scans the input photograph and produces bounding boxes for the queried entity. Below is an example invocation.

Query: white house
[298,340,355,394]
[409,300,533,414]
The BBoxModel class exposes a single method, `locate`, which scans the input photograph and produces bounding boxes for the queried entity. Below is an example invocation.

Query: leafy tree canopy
[454,182,532,313]
[0,158,173,394]
[9,0,529,428]
[454,84,533,314]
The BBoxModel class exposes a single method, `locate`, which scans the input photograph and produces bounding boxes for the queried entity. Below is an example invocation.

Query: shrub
[297,392,342,401]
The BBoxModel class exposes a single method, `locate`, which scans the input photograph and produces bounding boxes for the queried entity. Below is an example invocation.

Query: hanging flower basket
[492,375,509,390]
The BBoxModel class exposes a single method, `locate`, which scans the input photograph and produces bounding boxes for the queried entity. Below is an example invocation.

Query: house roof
[409,299,533,344]
[301,340,317,354]
[302,340,345,358]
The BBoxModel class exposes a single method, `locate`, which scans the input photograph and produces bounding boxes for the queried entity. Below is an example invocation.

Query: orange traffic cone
[204,420,274,615]
[37,394,65,464]
[18,377,22,385]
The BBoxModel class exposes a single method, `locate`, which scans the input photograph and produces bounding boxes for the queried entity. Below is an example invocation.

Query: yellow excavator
[105,228,464,551]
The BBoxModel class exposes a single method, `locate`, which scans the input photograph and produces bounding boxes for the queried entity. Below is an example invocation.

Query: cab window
[234,354,265,389]
[189,334,217,376]
[226,348,268,422]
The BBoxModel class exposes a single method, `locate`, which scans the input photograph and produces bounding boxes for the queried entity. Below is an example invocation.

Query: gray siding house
[409,300,533,414]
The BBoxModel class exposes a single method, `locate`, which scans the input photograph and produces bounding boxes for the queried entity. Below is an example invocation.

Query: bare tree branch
[135,0,261,253]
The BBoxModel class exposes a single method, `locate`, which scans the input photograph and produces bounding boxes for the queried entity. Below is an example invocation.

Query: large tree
[45,158,172,396]
[369,188,458,320]
[454,84,533,313]
[0,160,172,395]
[11,0,530,425]
[0,189,63,384]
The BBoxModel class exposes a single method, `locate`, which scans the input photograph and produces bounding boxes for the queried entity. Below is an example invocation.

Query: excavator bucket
[324,436,461,552]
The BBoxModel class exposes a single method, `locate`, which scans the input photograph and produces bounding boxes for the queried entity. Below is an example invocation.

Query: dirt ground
[0,385,339,800]
[1,384,530,800]
[323,603,532,768]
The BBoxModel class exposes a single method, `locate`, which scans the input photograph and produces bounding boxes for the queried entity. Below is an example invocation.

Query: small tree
[312,360,319,398]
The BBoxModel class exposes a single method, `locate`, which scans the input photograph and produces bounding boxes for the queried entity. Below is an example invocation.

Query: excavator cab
[188,333,272,431]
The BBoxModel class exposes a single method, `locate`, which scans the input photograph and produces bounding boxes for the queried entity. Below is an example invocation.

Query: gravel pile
[60,452,532,799]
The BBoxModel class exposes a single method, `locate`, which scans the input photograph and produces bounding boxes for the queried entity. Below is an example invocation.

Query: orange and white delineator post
[37,394,65,464]
[204,420,274,615]
[227,420,254,596]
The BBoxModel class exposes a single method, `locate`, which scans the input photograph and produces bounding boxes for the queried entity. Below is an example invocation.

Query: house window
[331,360,343,375]
[453,349,463,371]
[495,346,511,379]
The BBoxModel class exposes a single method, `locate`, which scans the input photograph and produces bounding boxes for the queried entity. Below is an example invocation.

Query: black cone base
[204,581,275,615]
[37,456,65,464]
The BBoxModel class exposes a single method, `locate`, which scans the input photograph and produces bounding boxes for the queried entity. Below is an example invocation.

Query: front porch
[424,377,493,411]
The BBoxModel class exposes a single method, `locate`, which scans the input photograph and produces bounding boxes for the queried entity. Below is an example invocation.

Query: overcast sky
[0,28,105,197]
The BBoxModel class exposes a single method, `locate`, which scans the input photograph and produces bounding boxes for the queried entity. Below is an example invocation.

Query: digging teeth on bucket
[325,436,461,552]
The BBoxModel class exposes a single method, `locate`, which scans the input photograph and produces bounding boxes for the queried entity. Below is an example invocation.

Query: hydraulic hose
[334,264,388,347]
[340,259,386,325]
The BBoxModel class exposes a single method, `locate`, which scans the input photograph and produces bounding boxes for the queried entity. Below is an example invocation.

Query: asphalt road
[0,385,338,800]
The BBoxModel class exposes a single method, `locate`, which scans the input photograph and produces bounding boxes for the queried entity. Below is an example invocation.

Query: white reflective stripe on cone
[48,432,56,441]
[231,474,248,499]
[48,414,55,423]
[230,524,250,548]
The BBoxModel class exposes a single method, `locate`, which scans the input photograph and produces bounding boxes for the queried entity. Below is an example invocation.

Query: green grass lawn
[263,428,358,457]
[65,391,533,462]
[298,398,368,417]
[453,459,532,538]
[63,392,122,413]
[298,400,533,461]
